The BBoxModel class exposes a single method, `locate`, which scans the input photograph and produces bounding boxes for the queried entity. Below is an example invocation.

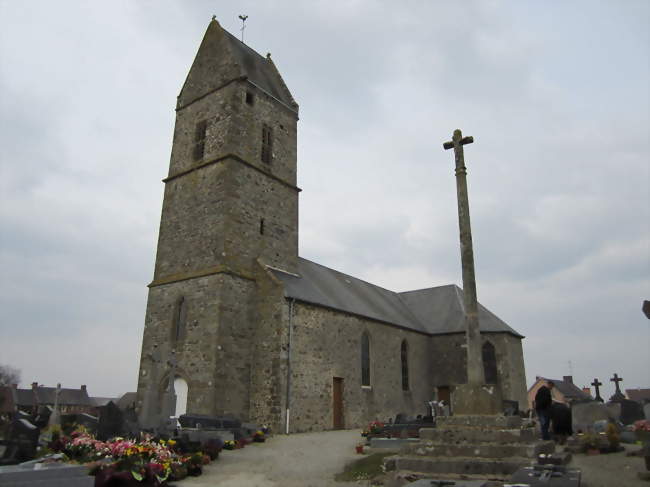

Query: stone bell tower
[136,18,299,424]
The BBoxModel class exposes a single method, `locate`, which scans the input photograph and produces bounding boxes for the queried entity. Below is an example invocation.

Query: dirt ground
[174,430,650,487]
[175,429,362,487]
[569,443,648,487]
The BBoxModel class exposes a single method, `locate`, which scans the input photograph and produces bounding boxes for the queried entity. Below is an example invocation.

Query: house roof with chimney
[13,383,93,408]
[529,376,592,403]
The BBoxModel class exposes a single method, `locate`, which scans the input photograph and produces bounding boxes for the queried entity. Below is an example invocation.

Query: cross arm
[443,136,474,150]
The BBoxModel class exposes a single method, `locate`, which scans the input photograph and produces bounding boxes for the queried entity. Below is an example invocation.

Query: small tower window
[193,120,208,161]
[245,91,255,105]
[259,218,265,235]
[261,124,273,164]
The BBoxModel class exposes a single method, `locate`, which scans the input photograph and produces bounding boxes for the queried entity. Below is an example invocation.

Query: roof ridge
[398,283,461,295]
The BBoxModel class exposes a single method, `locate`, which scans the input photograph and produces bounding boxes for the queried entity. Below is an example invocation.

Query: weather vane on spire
[238,14,248,43]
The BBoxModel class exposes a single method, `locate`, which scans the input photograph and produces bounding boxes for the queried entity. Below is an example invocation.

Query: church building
[135,19,527,433]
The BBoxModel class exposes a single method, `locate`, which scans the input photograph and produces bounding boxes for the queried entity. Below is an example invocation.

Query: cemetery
[0,389,270,486]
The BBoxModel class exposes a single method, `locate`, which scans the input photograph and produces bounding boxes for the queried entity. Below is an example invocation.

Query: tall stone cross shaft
[444,129,485,385]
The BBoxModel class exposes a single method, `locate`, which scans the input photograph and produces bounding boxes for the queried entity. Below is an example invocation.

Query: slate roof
[270,257,523,338]
[178,19,296,111]
[14,386,92,407]
[626,388,650,403]
[221,29,296,109]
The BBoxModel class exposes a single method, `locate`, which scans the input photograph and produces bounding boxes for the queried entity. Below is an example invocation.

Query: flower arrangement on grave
[223,440,237,450]
[47,425,214,486]
[253,430,266,442]
[633,420,650,432]
[362,420,385,437]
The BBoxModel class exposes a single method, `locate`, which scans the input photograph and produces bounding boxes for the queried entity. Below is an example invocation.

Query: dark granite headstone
[97,401,124,441]
[0,418,40,465]
[550,402,572,436]
[619,398,644,425]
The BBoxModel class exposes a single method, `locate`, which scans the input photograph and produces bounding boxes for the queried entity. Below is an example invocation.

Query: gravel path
[175,430,362,487]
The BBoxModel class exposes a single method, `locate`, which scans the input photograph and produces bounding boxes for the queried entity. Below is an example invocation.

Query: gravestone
[605,401,621,422]
[0,461,92,487]
[0,418,40,465]
[550,402,572,437]
[61,413,98,435]
[591,378,604,402]
[571,401,612,433]
[97,401,124,441]
[644,403,650,420]
[619,398,644,425]
[609,373,625,402]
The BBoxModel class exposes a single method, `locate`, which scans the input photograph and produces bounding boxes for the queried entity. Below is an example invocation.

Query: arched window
[482,341,498,384]
[401,340,409,391]
[173,297,187,343]
[361,332,370,386]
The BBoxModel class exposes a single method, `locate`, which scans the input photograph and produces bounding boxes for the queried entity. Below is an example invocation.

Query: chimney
[563,375,573,384]
[11,384,18,389]
[31,382,38,390]
[583,387,591,395]
[80,385,87,392]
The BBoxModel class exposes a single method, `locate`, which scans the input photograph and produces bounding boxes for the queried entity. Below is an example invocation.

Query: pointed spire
[177,18,297,112]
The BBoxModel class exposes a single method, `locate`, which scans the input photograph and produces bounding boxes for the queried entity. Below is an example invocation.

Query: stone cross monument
[591,378,604,402]
[609,373,625,402]
[443,129,501,414]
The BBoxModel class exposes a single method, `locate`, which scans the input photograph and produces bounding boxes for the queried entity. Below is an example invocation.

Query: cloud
[0,1,648,398]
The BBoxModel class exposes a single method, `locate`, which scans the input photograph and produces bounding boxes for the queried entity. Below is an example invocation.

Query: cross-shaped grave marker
[609,373,625,402]
[591,378,603,402]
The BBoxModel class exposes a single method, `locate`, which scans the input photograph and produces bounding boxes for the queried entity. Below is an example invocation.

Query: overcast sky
[1,1,648,401]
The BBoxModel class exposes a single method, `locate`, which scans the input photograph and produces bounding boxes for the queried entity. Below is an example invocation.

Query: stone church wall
[483,332,528,410]
[429,332,528,411]
[287,301,432,432]
[136,272,257,419]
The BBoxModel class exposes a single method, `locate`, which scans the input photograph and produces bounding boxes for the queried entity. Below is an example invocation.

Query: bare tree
[0,364,21,386]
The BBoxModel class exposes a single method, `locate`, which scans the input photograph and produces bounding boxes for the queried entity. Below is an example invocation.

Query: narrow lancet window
[361,332,370,386]
[261,124,273,163]
[401,340,409,391]
[482,341,497,384]
[173,297,187,343]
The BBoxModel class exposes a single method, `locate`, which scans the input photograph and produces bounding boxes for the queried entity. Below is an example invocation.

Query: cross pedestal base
[452,383,503,415]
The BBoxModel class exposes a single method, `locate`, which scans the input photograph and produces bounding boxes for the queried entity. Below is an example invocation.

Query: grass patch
[335,452,394,482]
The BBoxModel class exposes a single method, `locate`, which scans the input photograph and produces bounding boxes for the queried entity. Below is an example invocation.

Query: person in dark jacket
[534,380,554,440]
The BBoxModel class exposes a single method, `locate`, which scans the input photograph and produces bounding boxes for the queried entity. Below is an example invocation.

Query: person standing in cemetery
[534,380,554,440]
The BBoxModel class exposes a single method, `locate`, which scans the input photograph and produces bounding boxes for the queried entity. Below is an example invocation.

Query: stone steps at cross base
[420,426,537,444]
[403,439,555,459]
[390,454,532,477]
